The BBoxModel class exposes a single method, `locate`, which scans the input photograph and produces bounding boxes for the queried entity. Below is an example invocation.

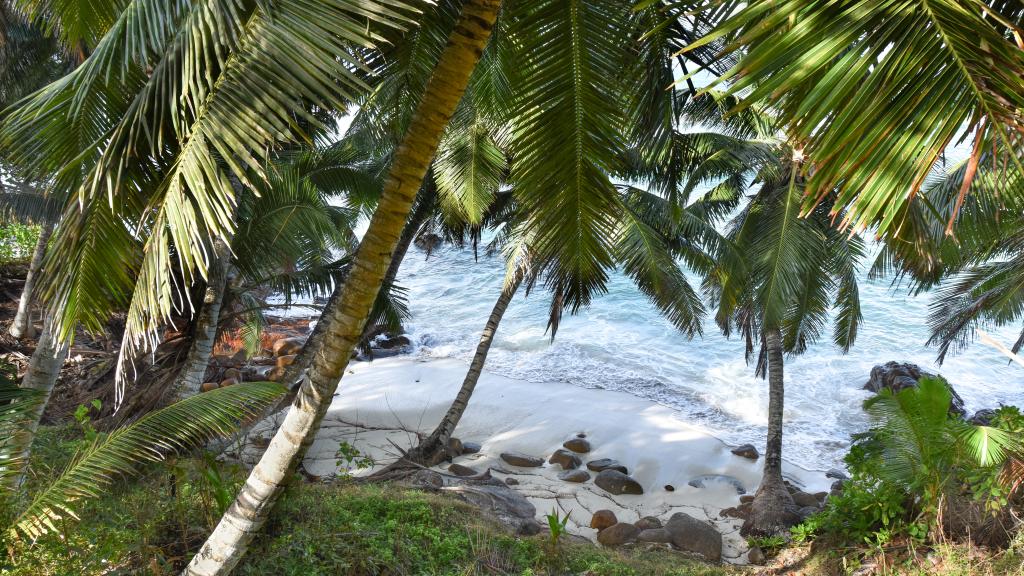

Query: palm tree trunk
[402,274,521,467]
[5,313,69,489]
[742,327,795,537]
[178,238,232,398]
[8,221,53,340]
[183,3,501,573]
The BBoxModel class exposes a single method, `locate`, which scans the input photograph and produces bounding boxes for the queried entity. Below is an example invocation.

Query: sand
[238,355,834,563]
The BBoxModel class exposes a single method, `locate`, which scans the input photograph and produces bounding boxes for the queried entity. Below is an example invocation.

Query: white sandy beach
[241,355,833,563]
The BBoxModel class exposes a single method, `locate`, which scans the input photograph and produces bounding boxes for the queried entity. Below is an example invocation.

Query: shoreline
[241,354,833,563]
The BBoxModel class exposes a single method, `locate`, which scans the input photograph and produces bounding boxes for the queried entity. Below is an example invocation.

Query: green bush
[0,223,39,264]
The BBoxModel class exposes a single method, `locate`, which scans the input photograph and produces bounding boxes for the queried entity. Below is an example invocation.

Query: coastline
[241,354,833,563]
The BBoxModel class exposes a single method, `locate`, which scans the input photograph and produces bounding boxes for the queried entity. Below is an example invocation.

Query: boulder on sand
[563,437,592,453]
[590,509,618,531]
[558,469,590,483]
[500,452,544,468]
[586,458,627,474]
[549,448,582,470]
[864,361,966,416]
[597,522,639,546]
[448,463,478,477]
[664,512,722,562]
[731,444,759,460]
[594,469,644,495]
[635,516,662,530]
[637,528,671,543]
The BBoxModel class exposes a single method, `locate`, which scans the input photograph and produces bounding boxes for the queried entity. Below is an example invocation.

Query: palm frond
[0,364,46,493]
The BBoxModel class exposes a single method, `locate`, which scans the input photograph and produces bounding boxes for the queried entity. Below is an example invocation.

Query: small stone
[504,477,519,486]
[448,437,464,457]
[597,522,640,546]
[276,354,296,368]
[500,452,544,467]
[748,545,766,565]
[636,528,672,543]
[223,368,242,381]
[200,382,219,393]
[664,512,722,562]
[558,469,590,483]
[219,377,239,388]
[586,458,627,474]
[272,337,303,357]
[461,441,482,454]
[731,443,760,460]
[594,469,644,495]
[549,449,582,470]
[563,437,592,453]
[448,463,478,477]
[576,432,587,438]
[826,467,849,480]
[664,484,675,492]
[590,510,618,531]
[635,516,662,530]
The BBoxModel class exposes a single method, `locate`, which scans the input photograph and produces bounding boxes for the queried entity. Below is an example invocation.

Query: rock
[635,516,662,530]
[664,484,675,492]
[272,337,304,357]
[200,382,219,393]
[410,469,444,489]
[797,506,819,521]
[830,480,845,494]
[518,519,542,536]
[448,437,464,457]
[549,449,582,470]
[275,354,296,368]
[864,361,966,416]
[595,469,644,495]
[792,491,820,508]
[814,491,828,503]
[504,477,519,486]
[739,494,755,504]
[731,443,760,460]
[500,452,544,468]
[590,510,618,531]
[266,366,287,382]
[636,528,672,544]
[378,335,411,349]
[748,546,766,565]
[442,480,537,535]
[586,458,627,474]
[664,512,723,562]
[597,522,640,546]
[448,463,478,477]
[970,408,997,426]
[558,469,590,483]
[826,467,849,480]
[461,441,482,454]
[414,233,442,252]
[563,437,592,453]
[687,474,746,494]
[719,504,750,520]
[219,377,239,388]
[223,368,242,381]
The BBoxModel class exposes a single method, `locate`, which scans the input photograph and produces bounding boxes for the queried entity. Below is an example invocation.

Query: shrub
[0,223,39,264]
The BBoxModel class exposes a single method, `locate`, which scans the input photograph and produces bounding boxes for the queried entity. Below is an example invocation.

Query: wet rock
[748,546,766,565]
[590,510,618,531]
[664,484,675,492]
[635,516,662,530]
[378,335,411,349]
[739,494,755,504]
[970,408,997,426]
[448,437,464,457]
[597,522,639,546]
[813,491,828,503]
[731,444,760,460]
[586,458,627,474]
[792,491,820,508]
[830,480,845,494]
[275,354,296,368]
[595,469,644,495]
[826,467,849,480]
[448,463,478,477]
[504,477,519,486]
[461,441,482,454]
[687,474,746,495]
[272,337,304,357]
[864,361,966,416]
[665,512,723,562]
[563,437,592,453]
[637,528,672,544]
[414,233,442,252]
[549,449,582,470]
[500,452,544,468]
[558,469,590,483]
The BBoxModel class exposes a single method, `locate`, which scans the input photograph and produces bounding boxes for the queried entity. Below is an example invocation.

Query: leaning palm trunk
[183,3,501,573]
[399,274,521,467]
[179,238,232,398]
[8,221,53,340]
[742,327,795,536]
[5,312,69,490]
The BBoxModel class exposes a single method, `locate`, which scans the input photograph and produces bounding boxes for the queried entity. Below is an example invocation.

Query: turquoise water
[394,242,1023,471]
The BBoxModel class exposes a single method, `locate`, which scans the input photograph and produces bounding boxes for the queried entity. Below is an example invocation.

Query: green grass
[1,427,737,575]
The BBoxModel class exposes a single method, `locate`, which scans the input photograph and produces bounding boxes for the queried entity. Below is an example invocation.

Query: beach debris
[636,528,671,543]
[549,448,582,470]
[590,509,618,531]
[500,452,544,467]
[730,443,760,460]
[635,516,662,530]
[594,469,644,495]
[586,458,627,474]
[597,522,639,546]
[462,441,482,454]
[448,463,478,477]
[665,512,723,562]
[557,469,590,483]
[687,474,746,495]
[562,437,592,453]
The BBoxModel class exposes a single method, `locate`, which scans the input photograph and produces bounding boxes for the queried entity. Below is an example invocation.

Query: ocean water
[393,242,1024,471]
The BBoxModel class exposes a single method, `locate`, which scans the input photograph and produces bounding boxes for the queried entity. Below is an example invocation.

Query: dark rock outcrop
[563,437,592,453]
[864,361,966,416]
[586,458,627,474]
[594,469,644,495]
[557,469,590,483]
[462,441,482,454]
[448,463,479,477]
[637,528,672,543]
[597,522,640,546]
